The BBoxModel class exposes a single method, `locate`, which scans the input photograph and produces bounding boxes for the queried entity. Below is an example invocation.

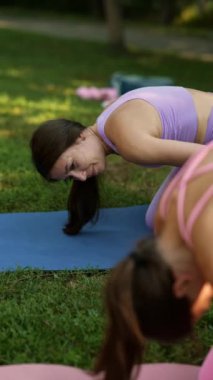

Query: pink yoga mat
[0,348,212,380]
[0,363,199,380]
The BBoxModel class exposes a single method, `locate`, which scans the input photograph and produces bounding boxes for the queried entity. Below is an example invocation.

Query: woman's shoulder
[105,98,162,138]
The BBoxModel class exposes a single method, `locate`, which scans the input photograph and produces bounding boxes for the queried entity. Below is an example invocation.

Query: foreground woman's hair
[94,238,192,380]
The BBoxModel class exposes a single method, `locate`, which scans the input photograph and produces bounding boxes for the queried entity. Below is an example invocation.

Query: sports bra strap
[177,144,213,246]
[159,142,213,247]
[186,184,213,246]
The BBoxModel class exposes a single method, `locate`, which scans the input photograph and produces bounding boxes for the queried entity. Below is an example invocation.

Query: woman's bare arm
[117,133,204,166]
[104,104,204,166]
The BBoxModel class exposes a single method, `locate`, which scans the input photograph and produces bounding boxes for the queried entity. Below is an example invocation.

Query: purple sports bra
[96,86,199,153]
[159,141,213,247]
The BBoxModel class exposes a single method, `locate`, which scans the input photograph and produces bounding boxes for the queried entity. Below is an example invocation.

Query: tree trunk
[103,0,126,51]
[90,0,103,18]
[161,0,176,25]
[197,0,208,15]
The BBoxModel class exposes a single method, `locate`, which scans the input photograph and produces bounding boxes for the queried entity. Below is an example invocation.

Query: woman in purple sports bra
[93,142,213,380]
[30,86,213,235]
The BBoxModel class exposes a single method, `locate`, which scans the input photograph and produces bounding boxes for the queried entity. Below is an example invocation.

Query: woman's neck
[88,124,114,155]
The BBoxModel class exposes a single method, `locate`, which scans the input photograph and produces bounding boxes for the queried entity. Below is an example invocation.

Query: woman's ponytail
[94,258,145,380]
[64,176,100,235]
[94,237,193,379]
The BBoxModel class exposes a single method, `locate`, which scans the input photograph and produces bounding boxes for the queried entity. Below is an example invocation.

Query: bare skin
[96,88,213,166]
[50,128,109,181]
[154,148,213,319]
[50,88,213,181]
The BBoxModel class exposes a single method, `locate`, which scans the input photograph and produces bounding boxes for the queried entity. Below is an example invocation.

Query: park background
[0,0,212,371]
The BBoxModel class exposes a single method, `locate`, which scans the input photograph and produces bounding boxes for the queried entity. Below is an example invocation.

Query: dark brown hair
[95,237,192,380]
[30,118,100,234]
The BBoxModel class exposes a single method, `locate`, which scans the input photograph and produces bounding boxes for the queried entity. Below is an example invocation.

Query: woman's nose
[71,171,87,181]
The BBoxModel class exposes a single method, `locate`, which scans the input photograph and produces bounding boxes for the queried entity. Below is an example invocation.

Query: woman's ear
[173,273,192,298]
[80,127,93,140]
[75,132,86,145]
[79,132,86,140]
[191,283,213,321]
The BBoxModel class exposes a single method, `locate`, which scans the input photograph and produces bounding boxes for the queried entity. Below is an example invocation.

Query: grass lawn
[0,25,212,368]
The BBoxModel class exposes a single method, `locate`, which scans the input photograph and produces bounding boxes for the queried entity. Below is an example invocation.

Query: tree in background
[0,0,211,28]
[103,0,126,51]
[161,0,177,24]
[197,0,208,15]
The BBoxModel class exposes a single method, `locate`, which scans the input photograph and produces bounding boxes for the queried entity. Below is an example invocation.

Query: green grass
[0,26,212,369]
[0,270,105,367]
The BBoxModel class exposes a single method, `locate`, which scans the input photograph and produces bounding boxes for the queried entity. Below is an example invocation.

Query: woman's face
[49,133,107,181]
[158,240,213,319]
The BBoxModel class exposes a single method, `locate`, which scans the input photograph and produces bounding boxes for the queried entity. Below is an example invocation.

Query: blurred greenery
[176,1,213,27]
[0,26,212,369]
[0,1,213,27]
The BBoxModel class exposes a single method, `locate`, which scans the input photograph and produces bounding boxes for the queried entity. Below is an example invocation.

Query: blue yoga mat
[0,205,152,271]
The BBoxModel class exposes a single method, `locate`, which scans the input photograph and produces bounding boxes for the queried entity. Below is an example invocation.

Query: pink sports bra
[159,142,213,248]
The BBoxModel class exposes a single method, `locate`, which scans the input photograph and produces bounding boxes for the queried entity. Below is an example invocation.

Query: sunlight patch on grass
[63,88,76,96]
[0,95,29,115]
[26,113,57,125]
[0,93,80,126]
[24,101,101,127]
[0,93,10,105]
[0,94,75,114]
[11,106,23,116]
[28,83,77,97]
[0,129,14,137]
[0,67,31,78]
[71,79,94,87]
[27,98,71,112]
